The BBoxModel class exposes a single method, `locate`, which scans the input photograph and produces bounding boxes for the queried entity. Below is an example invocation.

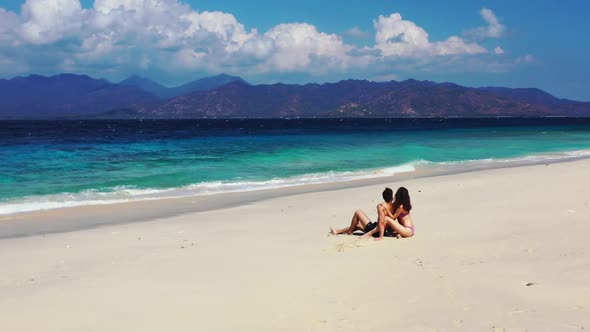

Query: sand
[1,160,589,331]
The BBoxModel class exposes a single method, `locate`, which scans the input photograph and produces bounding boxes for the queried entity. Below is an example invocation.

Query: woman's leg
[331,209,371,235]
[383,217,413,238]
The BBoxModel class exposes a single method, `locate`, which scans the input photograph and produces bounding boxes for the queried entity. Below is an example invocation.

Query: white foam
[0,161,421,216]
[0,199,132,216]
[2,149,590,216]
[434,149,590,167]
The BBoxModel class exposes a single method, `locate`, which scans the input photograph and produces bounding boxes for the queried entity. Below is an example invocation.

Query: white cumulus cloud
[0,8,21,45]
[0,0,362,78]
[20,0,84,44]
[0,1,522,83]
[467,7,505,40]
[343,26,370,39]
[373,13,486,57]
[251,23,354,72]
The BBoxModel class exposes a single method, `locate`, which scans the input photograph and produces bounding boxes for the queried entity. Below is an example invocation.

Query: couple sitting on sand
[331,187,414,240]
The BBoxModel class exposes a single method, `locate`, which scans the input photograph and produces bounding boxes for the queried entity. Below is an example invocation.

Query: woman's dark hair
[393,187,412,212]
[382,187,393,202]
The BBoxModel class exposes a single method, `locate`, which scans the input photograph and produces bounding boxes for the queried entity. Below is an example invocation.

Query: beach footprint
[329,236,377,252]
[334,239,361,252]
[490,327,531,332]
[508,307,536,316]
[559,305,583,312]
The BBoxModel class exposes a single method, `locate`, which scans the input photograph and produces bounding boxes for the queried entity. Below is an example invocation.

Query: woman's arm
[382,205,395,219]
[381,204,404,219]
[390,205,405,219]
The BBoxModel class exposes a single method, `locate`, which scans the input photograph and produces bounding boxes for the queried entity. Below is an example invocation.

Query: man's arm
[376,204,387,239]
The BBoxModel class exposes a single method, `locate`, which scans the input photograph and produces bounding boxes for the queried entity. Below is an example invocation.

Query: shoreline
[4,118,590,219]
[2,155,590,239]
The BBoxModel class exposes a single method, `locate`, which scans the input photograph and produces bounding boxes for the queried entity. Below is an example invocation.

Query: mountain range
[119,73,248,99]
[0,73,588,119]
[0,73,247,119]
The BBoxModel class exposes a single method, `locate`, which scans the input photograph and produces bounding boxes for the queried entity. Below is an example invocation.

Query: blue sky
[0,0,589,100]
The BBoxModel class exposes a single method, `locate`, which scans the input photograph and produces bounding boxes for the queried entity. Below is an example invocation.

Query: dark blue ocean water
[2,118,590,214]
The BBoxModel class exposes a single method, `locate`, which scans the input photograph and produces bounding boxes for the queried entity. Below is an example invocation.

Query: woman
[364,187,414,240]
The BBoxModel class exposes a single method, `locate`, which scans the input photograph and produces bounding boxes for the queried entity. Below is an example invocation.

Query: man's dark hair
[382,187,393,202]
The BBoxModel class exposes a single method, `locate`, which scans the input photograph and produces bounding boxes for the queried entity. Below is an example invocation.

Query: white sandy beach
[1,160,589,331]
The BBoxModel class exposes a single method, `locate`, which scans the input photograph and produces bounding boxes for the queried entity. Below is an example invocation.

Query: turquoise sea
[2,118,590,215]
